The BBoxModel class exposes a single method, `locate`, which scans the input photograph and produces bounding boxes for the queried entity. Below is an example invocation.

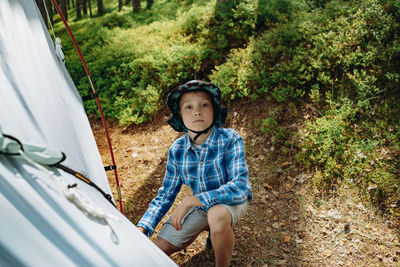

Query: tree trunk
[35,0,48,27]
[118,0,123,11]
[126,0,130,5]
[88,0,93,17]
[76,0,82,19]
[97,0,104,16]
[82,0,87,15]
[60,0,68,20]
[132,0,140,12]
[146,0,153,9]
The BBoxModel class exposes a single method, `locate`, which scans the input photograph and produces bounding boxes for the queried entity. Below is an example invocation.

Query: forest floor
[91,97,400,266]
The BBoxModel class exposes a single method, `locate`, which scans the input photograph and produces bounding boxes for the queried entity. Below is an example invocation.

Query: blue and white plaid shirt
[137,127,253,236]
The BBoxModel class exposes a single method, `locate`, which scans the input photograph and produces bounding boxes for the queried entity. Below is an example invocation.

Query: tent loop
[0,134,24,155]
[42,1,65,63]
[55,37,65,63]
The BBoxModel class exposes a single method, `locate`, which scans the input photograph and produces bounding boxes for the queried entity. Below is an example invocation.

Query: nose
[194,107,201,116]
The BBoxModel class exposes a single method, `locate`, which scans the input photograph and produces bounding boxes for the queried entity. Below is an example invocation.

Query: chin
[190,126,204,131]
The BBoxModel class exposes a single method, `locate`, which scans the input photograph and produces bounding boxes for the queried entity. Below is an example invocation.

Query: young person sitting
[137,80,253,267]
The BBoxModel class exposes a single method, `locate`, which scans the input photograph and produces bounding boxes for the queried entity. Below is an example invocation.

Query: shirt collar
[184,126,218,154]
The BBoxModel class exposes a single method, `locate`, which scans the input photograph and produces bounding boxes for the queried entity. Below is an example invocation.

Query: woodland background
[36,0,399,257]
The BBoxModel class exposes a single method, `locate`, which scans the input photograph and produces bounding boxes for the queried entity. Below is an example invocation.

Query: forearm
[197,181,250,208]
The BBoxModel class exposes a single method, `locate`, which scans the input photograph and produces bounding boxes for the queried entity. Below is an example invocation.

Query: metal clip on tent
[55,163,116,208]
[48,0,123,213]
[104,165,116,171]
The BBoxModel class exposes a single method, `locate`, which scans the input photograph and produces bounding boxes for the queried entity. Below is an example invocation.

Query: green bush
[256,0,308,29]
[217,0,400,210]
[213,0,400,103]
[56,0,400,212]
[297,97,399,208]
[59,0,258,125]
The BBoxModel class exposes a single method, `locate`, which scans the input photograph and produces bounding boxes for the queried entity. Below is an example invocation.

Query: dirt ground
[91,97,400,266]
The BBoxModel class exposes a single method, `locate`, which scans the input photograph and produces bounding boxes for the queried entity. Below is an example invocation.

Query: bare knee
[207,205,232,233]
[154,237,180,256]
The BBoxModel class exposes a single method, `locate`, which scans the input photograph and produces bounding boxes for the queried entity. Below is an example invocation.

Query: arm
[196,134,252,208]
[137,148,182,236]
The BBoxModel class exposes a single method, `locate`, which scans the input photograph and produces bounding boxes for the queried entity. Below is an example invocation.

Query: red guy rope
[49,0,123,213]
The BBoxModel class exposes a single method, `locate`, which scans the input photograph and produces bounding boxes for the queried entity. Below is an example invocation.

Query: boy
[137,80,253,267]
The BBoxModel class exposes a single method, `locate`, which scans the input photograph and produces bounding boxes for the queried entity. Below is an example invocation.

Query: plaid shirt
[137,127,253,236]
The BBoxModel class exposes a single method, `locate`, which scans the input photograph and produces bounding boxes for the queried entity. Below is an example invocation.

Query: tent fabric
[0,130,65,165]
[0,0,176,266]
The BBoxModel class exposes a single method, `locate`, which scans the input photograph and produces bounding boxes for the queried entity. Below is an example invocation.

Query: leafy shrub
[213,1,399,210]
[256,0,308,29]
[297,97,399,208]
[84,21,206,125]
[382,0,400,23]
[58,1,259,125]
[261,116,288,145]
[170,0,257,70]
[213,0,400,103]
[100,11,134,29]
[56,0,400,212]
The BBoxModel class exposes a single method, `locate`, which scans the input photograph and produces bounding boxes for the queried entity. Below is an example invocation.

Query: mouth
[193,120,204,123]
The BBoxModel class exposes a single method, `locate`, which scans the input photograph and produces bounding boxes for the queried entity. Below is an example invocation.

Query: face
[179,91,214,133]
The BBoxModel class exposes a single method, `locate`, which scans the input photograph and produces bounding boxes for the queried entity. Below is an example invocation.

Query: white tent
[0,0,176,266]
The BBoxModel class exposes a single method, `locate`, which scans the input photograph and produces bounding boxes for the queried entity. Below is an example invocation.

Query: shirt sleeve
[137,147,182,236]
[196,134,251,209]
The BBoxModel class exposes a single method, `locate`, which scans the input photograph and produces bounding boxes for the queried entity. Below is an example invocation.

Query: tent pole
[49,0,123,214]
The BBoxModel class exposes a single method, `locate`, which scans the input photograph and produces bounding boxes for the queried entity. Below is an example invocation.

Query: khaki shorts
[157,201,249,248]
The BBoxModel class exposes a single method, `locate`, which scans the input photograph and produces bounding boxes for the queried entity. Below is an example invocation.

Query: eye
[184,105,192,110]
[202,102,209,107]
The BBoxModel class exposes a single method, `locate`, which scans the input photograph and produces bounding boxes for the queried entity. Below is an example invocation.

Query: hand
[137,226,147,235]
[170,196,202,231]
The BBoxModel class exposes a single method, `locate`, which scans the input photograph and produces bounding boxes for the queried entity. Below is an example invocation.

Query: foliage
[57,0,257,125]
[55,0,400,213]
[296,97,399,208]
[256,0,308,29]
[212,0,400,211]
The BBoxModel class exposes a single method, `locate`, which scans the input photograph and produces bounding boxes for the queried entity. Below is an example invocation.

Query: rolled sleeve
[137,148,182,236]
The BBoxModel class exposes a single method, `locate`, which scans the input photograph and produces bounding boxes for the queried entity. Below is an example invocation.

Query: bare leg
[154,237,180,256]
[208,205,234,267]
